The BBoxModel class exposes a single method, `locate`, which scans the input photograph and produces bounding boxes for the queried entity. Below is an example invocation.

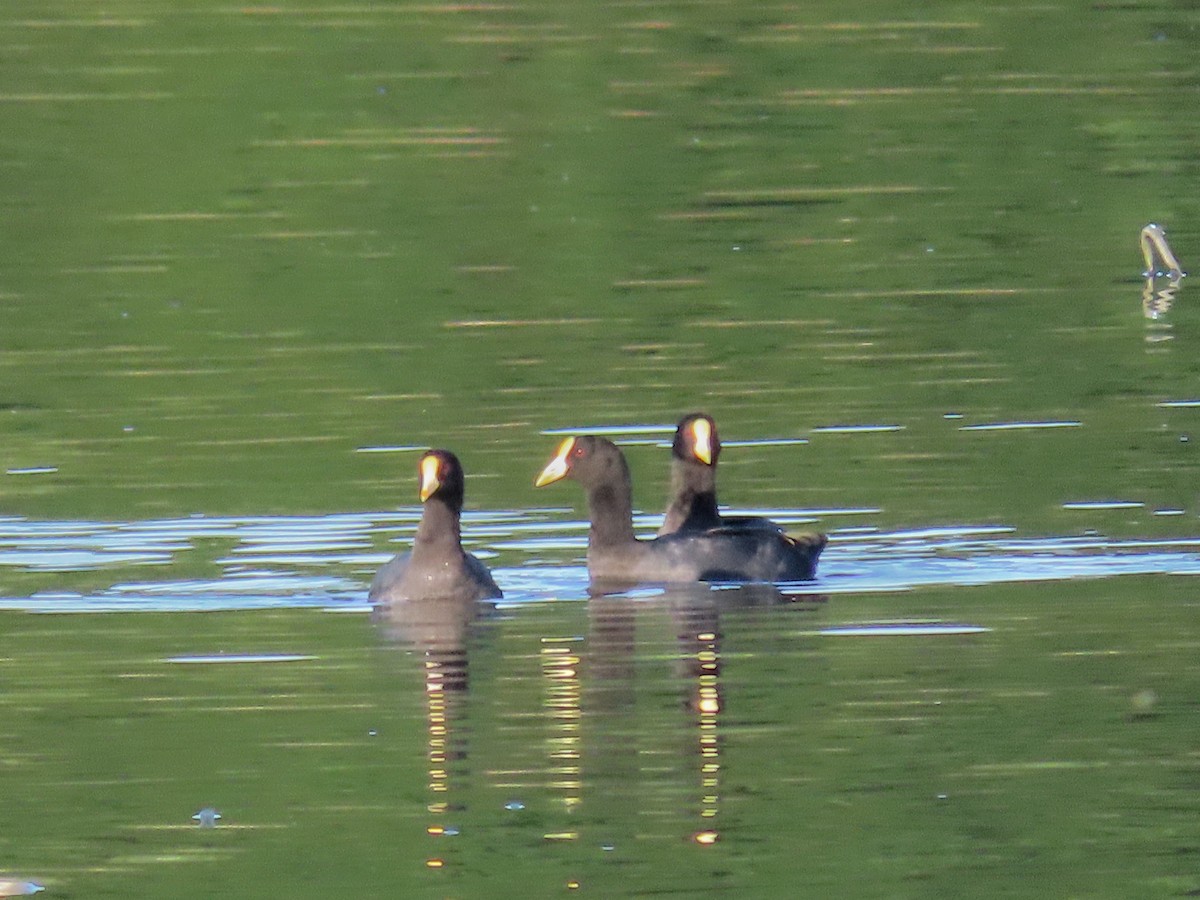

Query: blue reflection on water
[167,654,317,664]
[820,623,991,636]
[541,424,675,437]
[0,513,1198,613]
[811,424,905,434]
[0,879,44,896]
[959,420,1082,431]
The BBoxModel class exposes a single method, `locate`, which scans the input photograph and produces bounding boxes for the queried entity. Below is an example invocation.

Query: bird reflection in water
[668,586,724,844]
[540,634,584,831]
[582,590,638,837]
[374,580,824,869]
[587,582,823,847]
[668,582,817,844]
[373,594,493,870]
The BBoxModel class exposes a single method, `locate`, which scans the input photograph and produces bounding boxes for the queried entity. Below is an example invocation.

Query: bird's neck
[664,463,720,531]
[586,481,637,548]
[412,499,464,561]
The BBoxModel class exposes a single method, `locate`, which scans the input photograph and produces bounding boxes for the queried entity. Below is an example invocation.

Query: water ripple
[0,515,1198,612]
[820,623,991,637]
[811,424,905,434]
[959,420,1082,431]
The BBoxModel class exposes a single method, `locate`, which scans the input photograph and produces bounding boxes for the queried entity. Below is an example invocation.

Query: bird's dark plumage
[658,412,784,536]
[369,449,502,608]
[536,435,825,585]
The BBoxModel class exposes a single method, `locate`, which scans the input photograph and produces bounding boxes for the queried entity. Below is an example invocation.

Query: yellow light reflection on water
[690,624,722,833]
[541,636,583,812]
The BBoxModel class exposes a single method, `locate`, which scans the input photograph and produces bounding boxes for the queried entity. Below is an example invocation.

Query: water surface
[1,0,1198,896]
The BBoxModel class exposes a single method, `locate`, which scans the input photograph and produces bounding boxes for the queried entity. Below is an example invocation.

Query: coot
[536,435,825,584]
[658,412,785,536]
[369,449,502,607]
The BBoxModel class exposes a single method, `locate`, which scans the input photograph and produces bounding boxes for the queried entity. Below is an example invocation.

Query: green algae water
[1,0,1199,896]
[2,579,1199,897]
[1,0,1196,529]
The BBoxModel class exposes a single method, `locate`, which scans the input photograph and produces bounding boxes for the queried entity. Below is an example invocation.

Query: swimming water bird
[658,412,785,536]
[369,449,502,608]
[535,435,826,584]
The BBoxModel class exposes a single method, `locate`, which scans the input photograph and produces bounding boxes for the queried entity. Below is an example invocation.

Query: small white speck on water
[192,807,221,827]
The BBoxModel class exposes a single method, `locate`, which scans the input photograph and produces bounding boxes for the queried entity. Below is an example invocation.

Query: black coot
[659,412,785,536]
[369,449,502,607]
[536,435,825,585]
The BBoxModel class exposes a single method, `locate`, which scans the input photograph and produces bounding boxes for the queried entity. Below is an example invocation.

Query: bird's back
[590,528,825,584]
[370,548,501,606]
